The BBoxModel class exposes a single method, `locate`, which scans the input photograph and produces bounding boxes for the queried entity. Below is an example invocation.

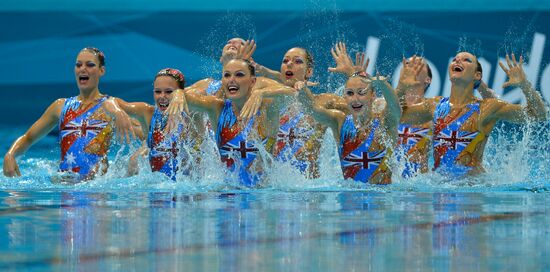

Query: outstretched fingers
[511,53,518,66]
[238,39,256,60]
[505,54,513,68]
[498,60,509,74]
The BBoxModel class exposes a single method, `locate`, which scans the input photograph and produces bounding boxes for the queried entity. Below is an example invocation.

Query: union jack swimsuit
[432,97,481,177]
[216,100,264,186]
[339,116,387,183]
[58,96,112,179]
[205,79,222,96]
[273,107,320,175]
[397,123,431,177]
[147,107,193,180]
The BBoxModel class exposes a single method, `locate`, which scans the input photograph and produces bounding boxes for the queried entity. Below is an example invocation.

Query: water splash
[196,12,258,78]
[457,36,483,57]
[376,17,425,77]
[498,17,537,58]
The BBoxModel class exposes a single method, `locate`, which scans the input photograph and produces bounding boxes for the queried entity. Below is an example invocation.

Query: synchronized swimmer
[2,40,548,185]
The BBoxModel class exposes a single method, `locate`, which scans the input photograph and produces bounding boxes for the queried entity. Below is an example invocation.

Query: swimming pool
[0,190,549,271]
[0,124,549,271]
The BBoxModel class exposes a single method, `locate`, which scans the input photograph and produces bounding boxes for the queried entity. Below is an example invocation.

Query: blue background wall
[1,1,549,125]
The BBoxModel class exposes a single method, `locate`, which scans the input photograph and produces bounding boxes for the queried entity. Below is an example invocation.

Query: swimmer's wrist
[347,67,361,77]
[519,80,531,89]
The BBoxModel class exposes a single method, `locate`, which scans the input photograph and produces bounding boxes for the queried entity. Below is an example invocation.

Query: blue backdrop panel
[0,11,549,125]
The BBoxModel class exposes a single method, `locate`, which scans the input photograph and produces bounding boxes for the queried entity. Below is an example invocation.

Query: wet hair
[424,62,432,92]
[226,59,256,76]
[474,59,483,89]
[80,47,105,67]
[155,68,186,89]
[426,63,432,79]
[346,73,373,93]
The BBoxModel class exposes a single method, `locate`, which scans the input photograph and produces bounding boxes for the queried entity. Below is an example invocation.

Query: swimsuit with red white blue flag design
[432,97,480,176]
[273,109,318,174]
[216,99,264,187]
[339,115,386,183]
[397,123,431,177]
[147,107,192,181]
[58,96,112,179]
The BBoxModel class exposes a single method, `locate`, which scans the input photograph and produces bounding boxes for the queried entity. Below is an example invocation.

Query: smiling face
[280,47,312,87]
[449,52,481,86]
[153,76,178,111]
[222,59,256,101]
[343,77,375,115]
[74,51,104,92]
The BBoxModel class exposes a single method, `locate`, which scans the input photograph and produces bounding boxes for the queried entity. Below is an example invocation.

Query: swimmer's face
[222,60,256,101]
[343,77,374,115]
[280,48,312,87]
[449,52,481,85]
[74,51,104,91]
[153,76,179,111]
[221,38,245,60]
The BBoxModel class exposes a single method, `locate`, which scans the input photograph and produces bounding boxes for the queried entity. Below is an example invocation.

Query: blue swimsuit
[339,116,387,183]
[433,97,482,177]
[147,107,192,180]
[216,100,264,186]
[59,96,112,179]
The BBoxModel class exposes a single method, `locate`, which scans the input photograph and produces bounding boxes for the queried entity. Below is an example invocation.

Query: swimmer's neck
[450,82,476,107]
[78,87,102,103]
[231,95,249,113]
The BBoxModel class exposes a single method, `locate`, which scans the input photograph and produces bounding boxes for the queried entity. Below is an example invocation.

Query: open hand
[237,39,256,61]
[499,53,527,88]
[113,110,136,144]
[328,42,355,75]
[398,55,424,87]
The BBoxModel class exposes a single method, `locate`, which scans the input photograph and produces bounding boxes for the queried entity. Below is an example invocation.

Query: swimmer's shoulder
[47,98,67,117]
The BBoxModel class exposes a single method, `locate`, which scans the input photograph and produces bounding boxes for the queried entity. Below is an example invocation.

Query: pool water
[0,123,549,271]
[0,190,549,271]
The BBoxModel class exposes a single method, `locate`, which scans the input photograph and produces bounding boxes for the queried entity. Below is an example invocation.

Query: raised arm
[3,99,64,177]
[328,42,370,77]
[370,76,401,138]
[488,53,548,123]
[296,82,346,138]
[396,56,436,124]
